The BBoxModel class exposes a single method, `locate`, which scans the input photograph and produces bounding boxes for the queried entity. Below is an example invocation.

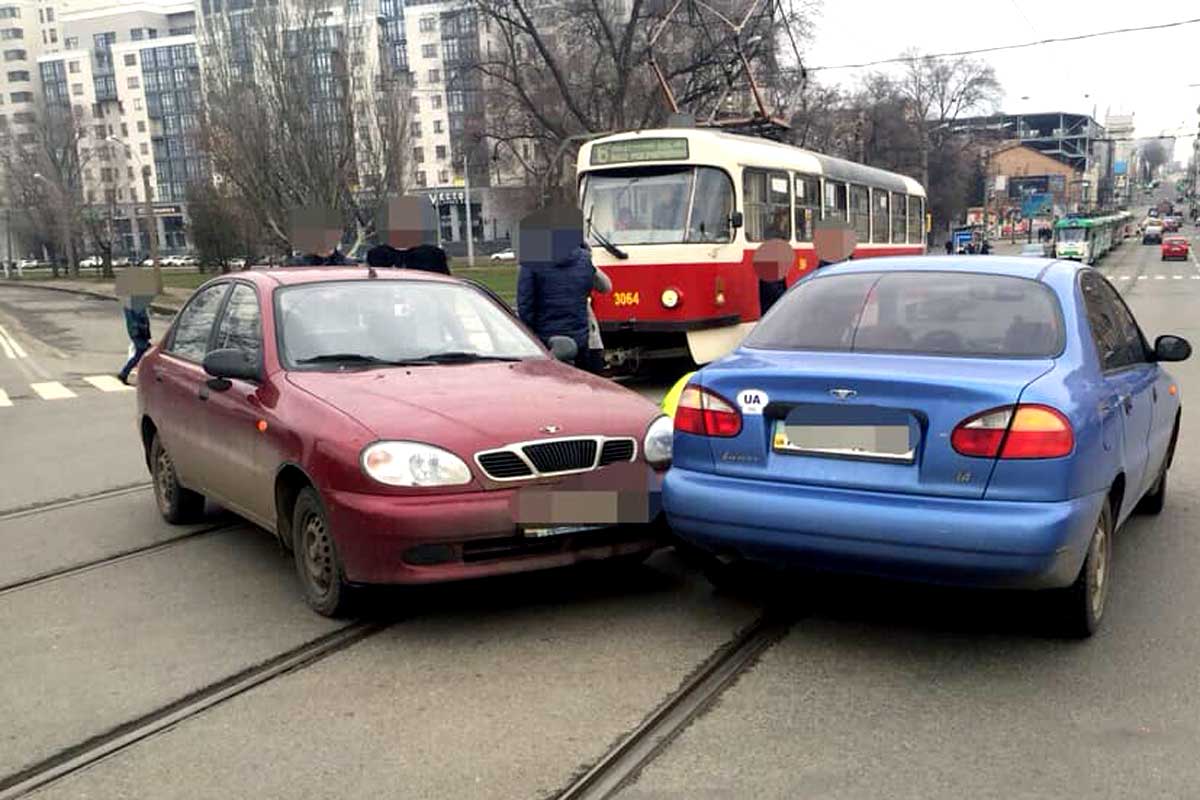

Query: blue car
[665,257,1190,637]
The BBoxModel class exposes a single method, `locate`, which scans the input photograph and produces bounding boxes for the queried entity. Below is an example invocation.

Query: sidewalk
[0,277,188,315]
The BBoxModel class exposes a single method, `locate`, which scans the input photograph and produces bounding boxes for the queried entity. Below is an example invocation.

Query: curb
[0,280,181,316]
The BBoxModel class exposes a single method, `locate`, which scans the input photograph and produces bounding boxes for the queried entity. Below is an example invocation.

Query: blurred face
[814,226,855,263]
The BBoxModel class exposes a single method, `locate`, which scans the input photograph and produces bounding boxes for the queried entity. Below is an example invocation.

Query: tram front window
[582,166,733,245]
[1057,228,1086,242]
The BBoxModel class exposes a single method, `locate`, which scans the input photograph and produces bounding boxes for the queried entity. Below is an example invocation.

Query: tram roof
[581,128,926,197]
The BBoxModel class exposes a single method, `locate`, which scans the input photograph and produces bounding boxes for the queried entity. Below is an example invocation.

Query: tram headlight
[661,288,681,309]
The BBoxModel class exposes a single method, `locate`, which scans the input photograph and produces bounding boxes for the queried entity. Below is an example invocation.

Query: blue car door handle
[1101,395,1131,414]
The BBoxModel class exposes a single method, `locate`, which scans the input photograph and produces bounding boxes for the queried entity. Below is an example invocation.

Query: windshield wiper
[586,213,629,260]
[415,351,526,364]
[296,353,434,367]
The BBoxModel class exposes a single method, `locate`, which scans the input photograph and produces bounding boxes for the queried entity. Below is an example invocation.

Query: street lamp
[105,136,160,279]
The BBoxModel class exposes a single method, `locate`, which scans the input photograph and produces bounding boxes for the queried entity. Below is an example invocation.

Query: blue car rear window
[745,271,1064,358]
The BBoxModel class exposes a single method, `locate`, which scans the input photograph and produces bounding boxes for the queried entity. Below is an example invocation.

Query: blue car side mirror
[1154,335,1191,363]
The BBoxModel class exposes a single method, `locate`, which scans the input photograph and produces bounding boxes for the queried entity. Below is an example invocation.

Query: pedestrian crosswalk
[0,376,133,409]
[0,324,28,360]
[1109,274,1200,281]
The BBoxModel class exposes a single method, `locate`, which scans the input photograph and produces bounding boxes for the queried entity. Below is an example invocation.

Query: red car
[136,268,672,615]
[1161,236,1190,261]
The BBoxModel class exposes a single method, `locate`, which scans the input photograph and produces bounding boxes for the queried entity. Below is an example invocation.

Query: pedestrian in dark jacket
[286,205,349,266]
[366,196,449,274]
[516,206,594,361]
[118,295,152,385]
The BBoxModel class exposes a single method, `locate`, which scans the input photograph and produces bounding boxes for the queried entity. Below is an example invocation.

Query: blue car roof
[817,256,1074,283]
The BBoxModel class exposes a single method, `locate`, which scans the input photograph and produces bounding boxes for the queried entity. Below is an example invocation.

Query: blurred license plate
[522,525,605,539]
[773,419,915,463]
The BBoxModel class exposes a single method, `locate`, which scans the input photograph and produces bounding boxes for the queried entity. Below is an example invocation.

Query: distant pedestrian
[980,240,991,255]
[515,205,596,365]
[944,240,953,255]
[118,293,152,385]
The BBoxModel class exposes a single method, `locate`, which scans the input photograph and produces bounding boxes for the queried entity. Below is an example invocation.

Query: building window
[140,142,148,155]
[92,102,102,117]
[93,124,105,138]
[410,120,420,136]
[45,7,53,22]
[120,122,127,136]
[419,15,436,32]
[433,119,443,133]
[427,68,440,83]
[1,28,24,40]
[5,69,27,80]
[68,60,79,73]
[422,43,437,59]
[1,48,23,60]
[123,53,135,66]
[71,83,82,95]
[130,28,143,41]
[432,94,442,110]
[438,170,448,184]
[415,170,426,187]
[436,145,446,160]
[64,36,76,48]
[133,97,142,110]
[412,146,424,163]
[126,76,139,89]
[8,90,32,102]
[137,120,145,132]
[1,8,22,20]
[410,95,418,110]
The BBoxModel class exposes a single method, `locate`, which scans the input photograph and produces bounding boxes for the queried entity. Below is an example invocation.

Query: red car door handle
[198,386,210,402]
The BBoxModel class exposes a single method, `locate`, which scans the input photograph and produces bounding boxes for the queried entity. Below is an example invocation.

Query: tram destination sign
[590,138,689,166]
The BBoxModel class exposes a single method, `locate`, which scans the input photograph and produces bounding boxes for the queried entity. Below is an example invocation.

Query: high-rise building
[34,2,198,256]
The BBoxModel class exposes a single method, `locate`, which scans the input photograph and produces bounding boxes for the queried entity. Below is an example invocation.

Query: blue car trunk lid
[698,350,1055,499]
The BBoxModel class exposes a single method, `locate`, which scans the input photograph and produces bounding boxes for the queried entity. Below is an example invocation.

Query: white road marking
[0,325,27,359]
[30,381,76,400]
[1154,275,1166,280]
[0,389,10,408]
[0,333,12,359]
[1173,275,1184,280]
[1114,275,1131,280]
[84,375,132,393]
[1137,275,1148,280]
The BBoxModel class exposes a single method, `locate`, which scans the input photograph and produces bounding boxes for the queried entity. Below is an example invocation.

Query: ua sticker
[737,389,768,415]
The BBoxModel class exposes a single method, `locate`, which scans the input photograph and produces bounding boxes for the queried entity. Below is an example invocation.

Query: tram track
[553,611,793,800]
[0,621,387,800]
[0,481,154,522]
[0,519,242,597]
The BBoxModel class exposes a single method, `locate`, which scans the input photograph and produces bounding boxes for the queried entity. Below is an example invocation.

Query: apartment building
[34,2,198,256]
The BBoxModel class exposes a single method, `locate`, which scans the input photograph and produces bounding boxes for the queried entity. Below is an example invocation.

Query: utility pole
[463,149,475,267]
[141,165,161,284]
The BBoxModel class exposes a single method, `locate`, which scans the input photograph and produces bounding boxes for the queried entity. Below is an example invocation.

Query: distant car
[1019,243,1048,258]
[113,256,132,267]
[229,257,247,269]
[1162,218,1181,233]
[80,255,103,268]
[1143,224,1164,244]
[1161,236,1190,261]
[137,268,671,616]
[666,257,1190,637]
[489,250,516,261]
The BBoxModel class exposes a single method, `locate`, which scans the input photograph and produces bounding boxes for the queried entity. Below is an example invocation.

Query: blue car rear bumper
[664,468,1107,590]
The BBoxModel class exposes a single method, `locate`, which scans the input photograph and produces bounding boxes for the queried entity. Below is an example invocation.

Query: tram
[1052,212,1131,265]
[577,128,928,369]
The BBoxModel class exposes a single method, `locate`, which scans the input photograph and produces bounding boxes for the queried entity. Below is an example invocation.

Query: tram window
[744,168,791,242]
[871,189,889,244]
[890,191,906,243]
[794,174,819,242]
[907,196,924,244]
[823,180,847,222]
[686,167,733,243]
[849,184,870,242]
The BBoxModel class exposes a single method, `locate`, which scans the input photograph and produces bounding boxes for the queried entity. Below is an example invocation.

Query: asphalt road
[1,226,1199,799]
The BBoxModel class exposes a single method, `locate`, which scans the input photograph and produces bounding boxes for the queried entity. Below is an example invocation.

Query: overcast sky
[804,2,1200,162]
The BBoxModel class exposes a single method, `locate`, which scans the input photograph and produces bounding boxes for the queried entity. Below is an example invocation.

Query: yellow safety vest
[660,371,697,418]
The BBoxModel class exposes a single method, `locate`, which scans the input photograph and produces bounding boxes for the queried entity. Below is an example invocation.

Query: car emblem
[829,388,857,401]
[540,424,562,434]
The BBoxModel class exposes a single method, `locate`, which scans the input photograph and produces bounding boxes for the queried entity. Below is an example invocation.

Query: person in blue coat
[515,206,597,365]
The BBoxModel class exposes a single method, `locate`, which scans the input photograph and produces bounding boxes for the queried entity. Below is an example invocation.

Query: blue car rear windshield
[745,271,1064,358]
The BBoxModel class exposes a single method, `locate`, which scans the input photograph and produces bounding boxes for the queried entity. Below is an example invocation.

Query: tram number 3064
[613,291,640,307]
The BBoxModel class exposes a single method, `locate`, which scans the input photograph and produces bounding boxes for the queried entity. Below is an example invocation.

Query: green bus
[1053,212,1130,265]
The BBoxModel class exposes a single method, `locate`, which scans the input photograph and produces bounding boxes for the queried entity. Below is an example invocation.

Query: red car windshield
[276,280,545,368]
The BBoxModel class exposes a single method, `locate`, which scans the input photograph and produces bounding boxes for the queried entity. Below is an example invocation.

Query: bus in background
[1053,212,1130,265]
[576,128,927,370]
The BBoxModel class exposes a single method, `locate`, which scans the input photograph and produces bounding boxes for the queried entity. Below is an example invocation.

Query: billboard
[1114,161,1128,176]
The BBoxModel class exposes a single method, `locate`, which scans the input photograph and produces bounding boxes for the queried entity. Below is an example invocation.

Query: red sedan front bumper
[323,469,666,585]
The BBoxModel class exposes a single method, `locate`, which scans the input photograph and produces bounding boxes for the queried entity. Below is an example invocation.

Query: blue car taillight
[952,404,1074,460]
[675,385,742,438]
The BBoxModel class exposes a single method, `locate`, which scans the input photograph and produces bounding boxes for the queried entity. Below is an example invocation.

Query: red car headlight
[361,441,473,487]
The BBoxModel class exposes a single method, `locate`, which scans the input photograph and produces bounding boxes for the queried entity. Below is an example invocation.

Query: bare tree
[197,0,412,255]
[80,194,120,278]
[0,101,91,277]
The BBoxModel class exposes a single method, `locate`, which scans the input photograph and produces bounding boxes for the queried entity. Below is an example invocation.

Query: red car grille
[475,437,636,481]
